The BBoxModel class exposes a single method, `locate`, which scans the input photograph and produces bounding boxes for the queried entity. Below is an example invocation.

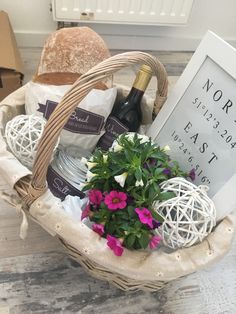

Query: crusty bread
[34,27,111,87]
[33,72,108,90]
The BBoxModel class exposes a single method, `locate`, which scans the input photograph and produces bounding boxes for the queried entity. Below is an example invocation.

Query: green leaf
[125,175,134,187]
[153,182,160,193]
[119,223,130,231]
[103,180,110,192]
[106,221,117,234]
[127,206,136,218]
[125,234,136,249]
[156,175,168,182]
[124,149,133,162]
[148,185,156,202]
[159,191,176,201]
[152,210,164,222]
[81,183,91,191]
[154,168,165,176]
[135,168,142,181]
[138,233,150,249]
[134,220,142,229]
[99,202,106,210]
[142,168,150,177]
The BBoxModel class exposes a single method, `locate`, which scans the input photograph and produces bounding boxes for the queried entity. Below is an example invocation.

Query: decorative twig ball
[155,177,216,249]
[5,115,46,169]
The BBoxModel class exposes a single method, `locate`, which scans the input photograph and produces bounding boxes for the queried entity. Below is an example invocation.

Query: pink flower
[89,189,103,205]
[104,191,127,211]
[135,207,153,228]
[188,168,196,181]
[92,223,105,236]
[107,235,124,256]
[81,204,90,220]
[149,235,161,249]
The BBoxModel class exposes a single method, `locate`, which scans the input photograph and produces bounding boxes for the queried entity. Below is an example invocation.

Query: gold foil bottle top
[133,64,153,91]
[140,64,153,75]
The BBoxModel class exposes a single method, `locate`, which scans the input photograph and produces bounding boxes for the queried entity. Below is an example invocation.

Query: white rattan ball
[155,177,216,249]
[5,114,46,169]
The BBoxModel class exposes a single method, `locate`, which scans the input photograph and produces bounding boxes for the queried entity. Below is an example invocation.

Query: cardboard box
[0,10,24,101]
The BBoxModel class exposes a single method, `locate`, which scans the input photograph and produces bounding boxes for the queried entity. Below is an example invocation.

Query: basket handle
[17,51,168,205]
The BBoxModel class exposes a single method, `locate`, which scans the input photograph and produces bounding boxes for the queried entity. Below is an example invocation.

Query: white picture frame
[147,31,236,221]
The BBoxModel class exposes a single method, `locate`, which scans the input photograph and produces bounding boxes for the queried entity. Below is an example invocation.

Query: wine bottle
[97,64,152,150]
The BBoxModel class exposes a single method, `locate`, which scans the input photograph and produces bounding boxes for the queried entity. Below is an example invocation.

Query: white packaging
[25,81,117,152]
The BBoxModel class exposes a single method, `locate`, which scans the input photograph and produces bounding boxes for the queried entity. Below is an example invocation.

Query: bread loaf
[34,27,110,86]
[33,72,107,89]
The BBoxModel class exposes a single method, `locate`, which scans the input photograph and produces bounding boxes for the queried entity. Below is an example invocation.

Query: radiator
[52,0,194,25]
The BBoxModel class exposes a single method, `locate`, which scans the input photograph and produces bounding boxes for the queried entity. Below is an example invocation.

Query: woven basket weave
[0,52,235,292]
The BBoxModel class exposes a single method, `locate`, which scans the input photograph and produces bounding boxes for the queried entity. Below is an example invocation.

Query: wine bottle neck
[126,87,144,103]
[132,65,152,92]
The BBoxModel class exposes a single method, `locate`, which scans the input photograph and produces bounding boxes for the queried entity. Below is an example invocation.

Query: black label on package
[97,116,129,151]
[46,165,85,201]
[38,100,104,134]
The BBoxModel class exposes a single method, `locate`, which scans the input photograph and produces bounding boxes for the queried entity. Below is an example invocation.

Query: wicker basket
[0,52,235,292]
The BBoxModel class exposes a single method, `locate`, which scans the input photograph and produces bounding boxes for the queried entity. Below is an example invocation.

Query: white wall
[1,0,236,50]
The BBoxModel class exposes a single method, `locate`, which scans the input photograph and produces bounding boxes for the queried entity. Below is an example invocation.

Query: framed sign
[147,31,236,220]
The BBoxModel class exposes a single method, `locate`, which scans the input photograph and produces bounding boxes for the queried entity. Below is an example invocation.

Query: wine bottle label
[47,165,85,201]
[38,100,104,134]
[97,116,129,151]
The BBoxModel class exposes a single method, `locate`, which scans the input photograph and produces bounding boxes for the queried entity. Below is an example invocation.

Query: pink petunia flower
[92,223,105,236]
[81,204,91,220]
[149,235,161,249]
[104,191,127,211]
[89,189,103,205]
[107,235,124,256]
[135,207,153,228]
[188,168,196,181]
